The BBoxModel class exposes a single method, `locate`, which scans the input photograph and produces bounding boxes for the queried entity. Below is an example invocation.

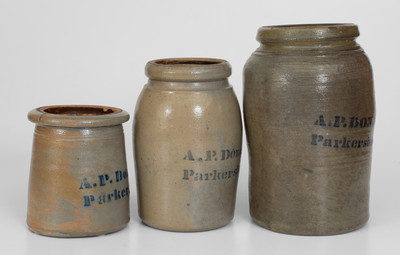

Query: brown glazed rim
[145,58,232,82]
[257,23,360,42]
[28,105,130,127]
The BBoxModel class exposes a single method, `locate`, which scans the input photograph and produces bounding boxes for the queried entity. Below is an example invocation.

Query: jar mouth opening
[153,58,225,66]
[39,105,120,116]
[146,58,231,82]
[263,23,353,29]
[29,105,129,127]
[257,23,359,42]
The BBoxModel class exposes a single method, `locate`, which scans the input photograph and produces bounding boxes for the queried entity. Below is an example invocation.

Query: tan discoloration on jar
[134,58,242,231]
[27,105,130,237]
[243,24,375,235]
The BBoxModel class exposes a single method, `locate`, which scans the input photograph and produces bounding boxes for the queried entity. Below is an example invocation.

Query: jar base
[141,219,232,232]
[27,222,129,238]
[251,217,369,236]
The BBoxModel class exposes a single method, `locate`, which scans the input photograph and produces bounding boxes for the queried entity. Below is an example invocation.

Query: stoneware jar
[27,105,130,237]
[134,58,242,231]
[243,24,375,235]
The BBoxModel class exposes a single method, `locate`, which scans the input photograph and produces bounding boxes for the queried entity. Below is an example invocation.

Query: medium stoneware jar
[27,105,130,237]
[243,24,375,235]
[134,58,242,231]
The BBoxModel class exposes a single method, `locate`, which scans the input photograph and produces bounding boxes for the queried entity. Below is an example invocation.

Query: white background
[1,0,399,254]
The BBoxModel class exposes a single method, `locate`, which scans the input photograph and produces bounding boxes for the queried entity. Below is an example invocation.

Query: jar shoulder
[244,49,372,73]
[243,50,373,88]
[134,85,241,121]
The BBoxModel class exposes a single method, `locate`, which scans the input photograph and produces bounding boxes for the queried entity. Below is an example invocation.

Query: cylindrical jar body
[27,105,130,237]
[134,58,242,231]
[243,24,375,235]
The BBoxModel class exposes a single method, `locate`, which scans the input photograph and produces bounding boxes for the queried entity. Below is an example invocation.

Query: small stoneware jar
[134,58,242,231]
[27,105,130,237]
[243,24,375,235]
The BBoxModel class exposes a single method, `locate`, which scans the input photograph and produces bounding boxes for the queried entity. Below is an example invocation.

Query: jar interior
[154,59,223,65]
[41,106,116,116]
[266,23,347,29]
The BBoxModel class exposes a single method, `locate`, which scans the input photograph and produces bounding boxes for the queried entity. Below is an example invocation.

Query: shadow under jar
[27,105,130,237]
[243,24,375,235]
[134,58,242,232]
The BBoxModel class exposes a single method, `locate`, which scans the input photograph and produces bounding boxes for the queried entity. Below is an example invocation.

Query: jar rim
[257,23,359,42]
[145,58,231,82]
[28,105,130,127]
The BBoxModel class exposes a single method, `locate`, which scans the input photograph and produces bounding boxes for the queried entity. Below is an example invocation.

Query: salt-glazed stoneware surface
[27,105,130,237]
[243,24,375,235]
[134,58,242,232]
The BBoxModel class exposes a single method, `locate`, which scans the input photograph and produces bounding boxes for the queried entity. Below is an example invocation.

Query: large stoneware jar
[27,105,130,237]
[243,24,375,235]
[134,58,242,231]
